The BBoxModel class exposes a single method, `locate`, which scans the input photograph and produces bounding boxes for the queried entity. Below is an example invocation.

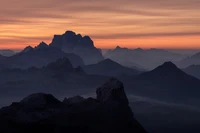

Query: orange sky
[0,0,200,50]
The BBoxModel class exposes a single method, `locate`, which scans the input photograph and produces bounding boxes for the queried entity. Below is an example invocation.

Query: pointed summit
[116,46,121,49]
[21,46,34,53]
[35,42,48,50]
[156,61,178,70]
[137,61,189,80]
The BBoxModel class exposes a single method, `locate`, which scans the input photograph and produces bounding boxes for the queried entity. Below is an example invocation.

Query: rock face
[0,78,147,133]
[96,78,129,104]
[63,95,85,105]
[20,93,61,108]
[50,30,104,64]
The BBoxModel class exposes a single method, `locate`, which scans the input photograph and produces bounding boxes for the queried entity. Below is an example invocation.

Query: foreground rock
[0,78,147,133]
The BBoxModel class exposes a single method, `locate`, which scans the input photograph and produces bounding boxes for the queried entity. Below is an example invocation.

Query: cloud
[0,0,200,49]
[91,32,200,39]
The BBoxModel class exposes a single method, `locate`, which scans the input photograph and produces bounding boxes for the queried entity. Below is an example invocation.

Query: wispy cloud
[0,0,200,49]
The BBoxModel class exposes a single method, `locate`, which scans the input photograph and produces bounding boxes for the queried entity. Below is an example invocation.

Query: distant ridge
[83,58,141,76]
[105,46,184,69]
[0,42,84,69]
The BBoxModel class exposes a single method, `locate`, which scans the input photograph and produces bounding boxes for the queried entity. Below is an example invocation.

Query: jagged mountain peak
[21,45,34,53]
[35,41,48,50]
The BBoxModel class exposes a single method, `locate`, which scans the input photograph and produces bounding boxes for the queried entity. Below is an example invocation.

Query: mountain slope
[0,49,15,56]
[128,62,200,104]
[178,52,200,68]
[0,42,84,69]
[183,65,200,79]
[83,59,141,76]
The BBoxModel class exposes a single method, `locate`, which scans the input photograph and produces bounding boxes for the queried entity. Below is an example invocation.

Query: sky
[0,0,200,50]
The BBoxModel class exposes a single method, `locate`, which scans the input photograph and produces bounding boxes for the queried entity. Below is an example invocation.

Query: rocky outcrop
[0,78,147,133]
[96,78,129,104]
[50,30,104,64]
[63,95,85,105]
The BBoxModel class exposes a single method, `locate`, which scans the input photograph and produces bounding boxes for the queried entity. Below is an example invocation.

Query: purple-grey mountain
[105,46,185,70]
[178,52,200,68]
[183,65,200,79]
[0,42,84,69]
[82,58,142,76]
[0,78,147,133]
[129,62,200,104]
[0,49,15,56]
[50,30,104,64]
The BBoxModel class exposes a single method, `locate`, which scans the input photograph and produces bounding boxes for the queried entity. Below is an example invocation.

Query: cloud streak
[0,0,200,49]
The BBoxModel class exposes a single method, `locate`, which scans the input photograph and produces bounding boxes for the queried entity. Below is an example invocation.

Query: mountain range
[0,42,84,69]
[178,52,200,68]
[105,46,185,70]
[183,65,200,79]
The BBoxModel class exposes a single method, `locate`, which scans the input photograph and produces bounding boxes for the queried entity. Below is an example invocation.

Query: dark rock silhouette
[0,42,84,69]
[96,78,129,104]
[63,95,85,105]
[34,41,48,50]
[83,58,142,76]
[0,78,147,133]
[20,93,61,108]
[50,30,104,64]
[21,46,34,53]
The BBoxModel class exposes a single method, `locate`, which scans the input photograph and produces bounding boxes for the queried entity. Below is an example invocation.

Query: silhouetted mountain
[0,42,84,69]
[0,49,15,56]
[21,46,34,53]
[105,46,185,69]
[178,52,200,68]
[0,78,147,133]
[43,57,85,74]
[183,65,200,79]
[34,41,49,50]
[131,62,200,103]
[50,30,104,64]
[83,59,141,76]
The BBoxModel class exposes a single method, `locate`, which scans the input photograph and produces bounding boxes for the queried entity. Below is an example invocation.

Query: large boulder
[63,95,85,105]
[96,78,129,104]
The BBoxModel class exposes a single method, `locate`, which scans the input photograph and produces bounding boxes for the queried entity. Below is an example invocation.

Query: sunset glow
[0,0,200,50]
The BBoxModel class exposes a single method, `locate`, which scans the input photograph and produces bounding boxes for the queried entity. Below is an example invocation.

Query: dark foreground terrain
[0,78,147,133]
